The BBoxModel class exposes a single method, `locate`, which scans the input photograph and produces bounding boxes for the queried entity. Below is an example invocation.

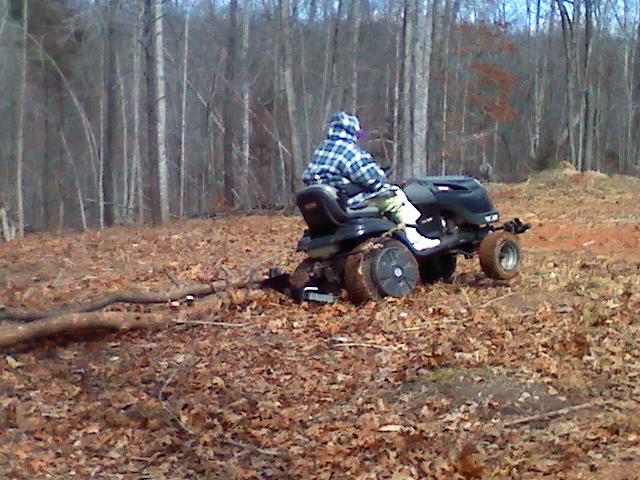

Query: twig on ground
[219,265,235,281]
[333,342,399,351]
[162,268,180,288]
[172,319,247,327]
[159,356,193,434]
[480,292,515,309]
[501,400,609,427]
[224,438,285,457]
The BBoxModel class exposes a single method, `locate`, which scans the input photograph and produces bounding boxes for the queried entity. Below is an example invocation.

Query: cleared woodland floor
[1,171,640,479]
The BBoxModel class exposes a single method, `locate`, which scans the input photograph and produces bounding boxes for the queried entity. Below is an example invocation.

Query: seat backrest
[296,185,349,233]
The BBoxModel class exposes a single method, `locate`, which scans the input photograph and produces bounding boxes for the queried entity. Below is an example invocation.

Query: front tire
[478,232,521,280]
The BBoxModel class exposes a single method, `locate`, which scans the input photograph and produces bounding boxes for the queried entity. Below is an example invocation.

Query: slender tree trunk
[398,0,414,179]
[530,0,544,160]
[280,0,304,196]
[298,25,312,158]
[272,11,287,206]
[116,54,129,219]
[98,46,105,229]
[15,0,28,238]
[439,0,453,175]
[144,0,159,223]
[412,0,433,177]
[580,0,593,171]
[132,8,143,222]
[458,60,470,174]
[623,0,633,172]
[154,0,170,222]
[321,0,343,127]
[633,14,640,170]
[42,67,54,229]
[61,131,87,231]
[102,0,118,227]
[345,0,360,113]
[238,0,250,209]
[556,0,578,168]
[179,6,190,217]
[392,4,402,176]
[223,0,239,207]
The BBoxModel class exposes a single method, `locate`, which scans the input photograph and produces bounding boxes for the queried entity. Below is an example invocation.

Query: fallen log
[0,289,272,349]
[0,312,168,349]
[0,279,259,323]
[1,272,294,323]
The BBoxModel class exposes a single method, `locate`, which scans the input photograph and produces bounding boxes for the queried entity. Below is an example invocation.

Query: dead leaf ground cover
[1,172,640,479]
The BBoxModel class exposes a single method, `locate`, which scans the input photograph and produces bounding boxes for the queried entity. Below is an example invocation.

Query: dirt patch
[524,223,640,260]
[388,368,572,420]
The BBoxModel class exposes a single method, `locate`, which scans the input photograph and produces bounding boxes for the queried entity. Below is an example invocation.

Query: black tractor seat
[296,184,381,233]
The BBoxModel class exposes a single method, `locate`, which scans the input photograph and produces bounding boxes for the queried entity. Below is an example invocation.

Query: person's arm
[344,150,387,192]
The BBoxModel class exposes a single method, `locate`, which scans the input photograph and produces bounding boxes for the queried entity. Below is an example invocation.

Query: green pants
[368,189,422,226]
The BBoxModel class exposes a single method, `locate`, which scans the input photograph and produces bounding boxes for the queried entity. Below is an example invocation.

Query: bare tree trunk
[144,0,167,224]
[633,14,640,170]
[15,0,28,238]
[116,54,129,219]
[102,0,118,227]
[412,0,433,177]
[392,4,402,176]
[98,43,105,229]
[61,131,87,231]
[179,6,190,217]
[321,0,343,127]
[580,0,593,171]
[398,0,414,179]
[223,0,239,207]
[530,0,545,160]
[298,25,312,158]
[439,0,453,176]
[280,0,304,196]
[623,0,633,172]
[458,63,470,174]
[345,0,360,113]
[154,0,170,222]
[144,0,158,222]
[556,0,578,169]
[272,12,287,206]
[132,8,143,223]
[238,0,250,209]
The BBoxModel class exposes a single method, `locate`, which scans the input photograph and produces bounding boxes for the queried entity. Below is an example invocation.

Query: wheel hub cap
[371,246,419,297]
[499,242,519,271]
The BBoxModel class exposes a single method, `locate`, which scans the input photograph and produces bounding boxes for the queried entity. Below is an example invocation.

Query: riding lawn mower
[290,176,530,304]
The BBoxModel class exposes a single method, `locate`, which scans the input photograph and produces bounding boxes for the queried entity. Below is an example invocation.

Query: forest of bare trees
[0,0,639,235]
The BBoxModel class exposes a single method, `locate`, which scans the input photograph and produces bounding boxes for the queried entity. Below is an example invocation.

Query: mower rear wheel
[345,240,419,304]
[419,254,457,283]
[478,232,521,280]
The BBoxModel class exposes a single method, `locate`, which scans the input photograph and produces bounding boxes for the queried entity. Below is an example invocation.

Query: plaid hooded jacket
[302,112,390,206]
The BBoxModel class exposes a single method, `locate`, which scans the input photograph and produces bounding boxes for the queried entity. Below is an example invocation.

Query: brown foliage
[1,177,640,477]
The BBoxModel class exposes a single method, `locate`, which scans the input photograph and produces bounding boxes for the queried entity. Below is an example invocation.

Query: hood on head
[326,112,361,142]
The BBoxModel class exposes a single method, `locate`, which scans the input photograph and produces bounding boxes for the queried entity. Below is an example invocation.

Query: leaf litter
[1,174,640,478]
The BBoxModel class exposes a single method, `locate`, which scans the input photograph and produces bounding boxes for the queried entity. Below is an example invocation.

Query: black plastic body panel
[403,176,497,226]
[297,218,397,252]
